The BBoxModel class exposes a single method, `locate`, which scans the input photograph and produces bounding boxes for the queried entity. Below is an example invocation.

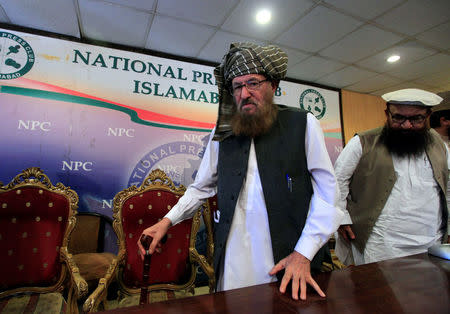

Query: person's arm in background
[332,135,364,265]
[444,143,450,242]
[138,130,219,256]
[270,113,344,300]
[333,135,363,242]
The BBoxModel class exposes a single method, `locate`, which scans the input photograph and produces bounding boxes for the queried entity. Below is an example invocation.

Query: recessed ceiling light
[387,55,400,63]
[256,9,271,24]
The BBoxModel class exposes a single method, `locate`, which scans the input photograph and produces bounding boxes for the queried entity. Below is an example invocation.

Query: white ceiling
[0,0,449,95]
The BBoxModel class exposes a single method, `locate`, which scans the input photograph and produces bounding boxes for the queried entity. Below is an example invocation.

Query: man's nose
[401,119,413,129]
[240,85,251,98]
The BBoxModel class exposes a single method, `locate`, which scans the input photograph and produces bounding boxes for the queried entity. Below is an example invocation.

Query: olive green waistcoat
[347,127,449,253]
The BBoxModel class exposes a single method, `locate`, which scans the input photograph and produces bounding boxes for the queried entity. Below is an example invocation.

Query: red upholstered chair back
[113,169,195,293]
[0,167,84,306]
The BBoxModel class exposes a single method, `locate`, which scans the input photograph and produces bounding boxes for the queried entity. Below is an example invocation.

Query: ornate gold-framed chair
[0,167,88,313]
[83,169,214,312]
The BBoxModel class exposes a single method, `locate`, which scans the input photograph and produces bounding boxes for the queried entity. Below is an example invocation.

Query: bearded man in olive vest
[138,43,343,300]
[335,89,449,266]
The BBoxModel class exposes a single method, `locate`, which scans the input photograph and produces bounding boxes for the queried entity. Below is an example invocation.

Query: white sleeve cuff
[294,195,344,261]
[341,210,353,225]
[294,234,321,261]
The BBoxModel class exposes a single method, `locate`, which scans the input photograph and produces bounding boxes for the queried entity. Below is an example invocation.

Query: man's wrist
[161,217,173,228]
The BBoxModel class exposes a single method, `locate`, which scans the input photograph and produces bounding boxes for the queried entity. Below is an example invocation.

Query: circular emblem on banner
[299,89,326,119]
[0,32,35,80]
[128,138,209,188]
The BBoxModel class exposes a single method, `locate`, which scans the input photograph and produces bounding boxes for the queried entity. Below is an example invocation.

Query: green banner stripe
[0,85,211,132]
[323,132,342,139]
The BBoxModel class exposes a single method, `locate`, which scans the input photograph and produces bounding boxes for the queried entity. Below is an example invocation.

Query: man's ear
[385,103,391,119]
[271,80,279,93]
[440,116,450,126]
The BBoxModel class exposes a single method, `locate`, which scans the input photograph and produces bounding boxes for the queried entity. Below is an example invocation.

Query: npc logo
[299,89,326,120]
[128,136,209,188]
[0,31,35,80]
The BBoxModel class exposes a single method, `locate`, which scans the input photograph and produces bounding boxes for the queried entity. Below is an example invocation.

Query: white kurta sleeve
[165,130,219,225]
[445,143,450,235]
[333,135,363,265]
[334,135,363,225]
[294,113,344,260]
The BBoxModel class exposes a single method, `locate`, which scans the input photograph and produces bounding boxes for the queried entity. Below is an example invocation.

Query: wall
[341,90,386,144]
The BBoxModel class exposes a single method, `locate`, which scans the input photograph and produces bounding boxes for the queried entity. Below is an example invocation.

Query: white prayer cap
[382,88,443,107]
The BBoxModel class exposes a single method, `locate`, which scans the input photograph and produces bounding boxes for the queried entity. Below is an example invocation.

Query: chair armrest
[189,248,215,293]
[190,207,215,293]
[201,202,215,266]
[83,257,120,312]
[60,246,89,314]
[61,246,89,298]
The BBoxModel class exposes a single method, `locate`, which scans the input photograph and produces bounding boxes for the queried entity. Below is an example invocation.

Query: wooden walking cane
[139,234,152,305]
[139,234,168,305]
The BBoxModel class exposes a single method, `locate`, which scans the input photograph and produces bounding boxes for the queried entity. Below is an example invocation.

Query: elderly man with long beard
[335,88,449,266]
[138,42,343,300]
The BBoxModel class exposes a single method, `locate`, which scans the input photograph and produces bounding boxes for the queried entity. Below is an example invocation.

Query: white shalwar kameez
[166,113,343,290]
[335,135,450,265]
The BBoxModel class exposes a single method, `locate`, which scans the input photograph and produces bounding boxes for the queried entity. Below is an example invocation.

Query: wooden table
[102,253,450,313]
